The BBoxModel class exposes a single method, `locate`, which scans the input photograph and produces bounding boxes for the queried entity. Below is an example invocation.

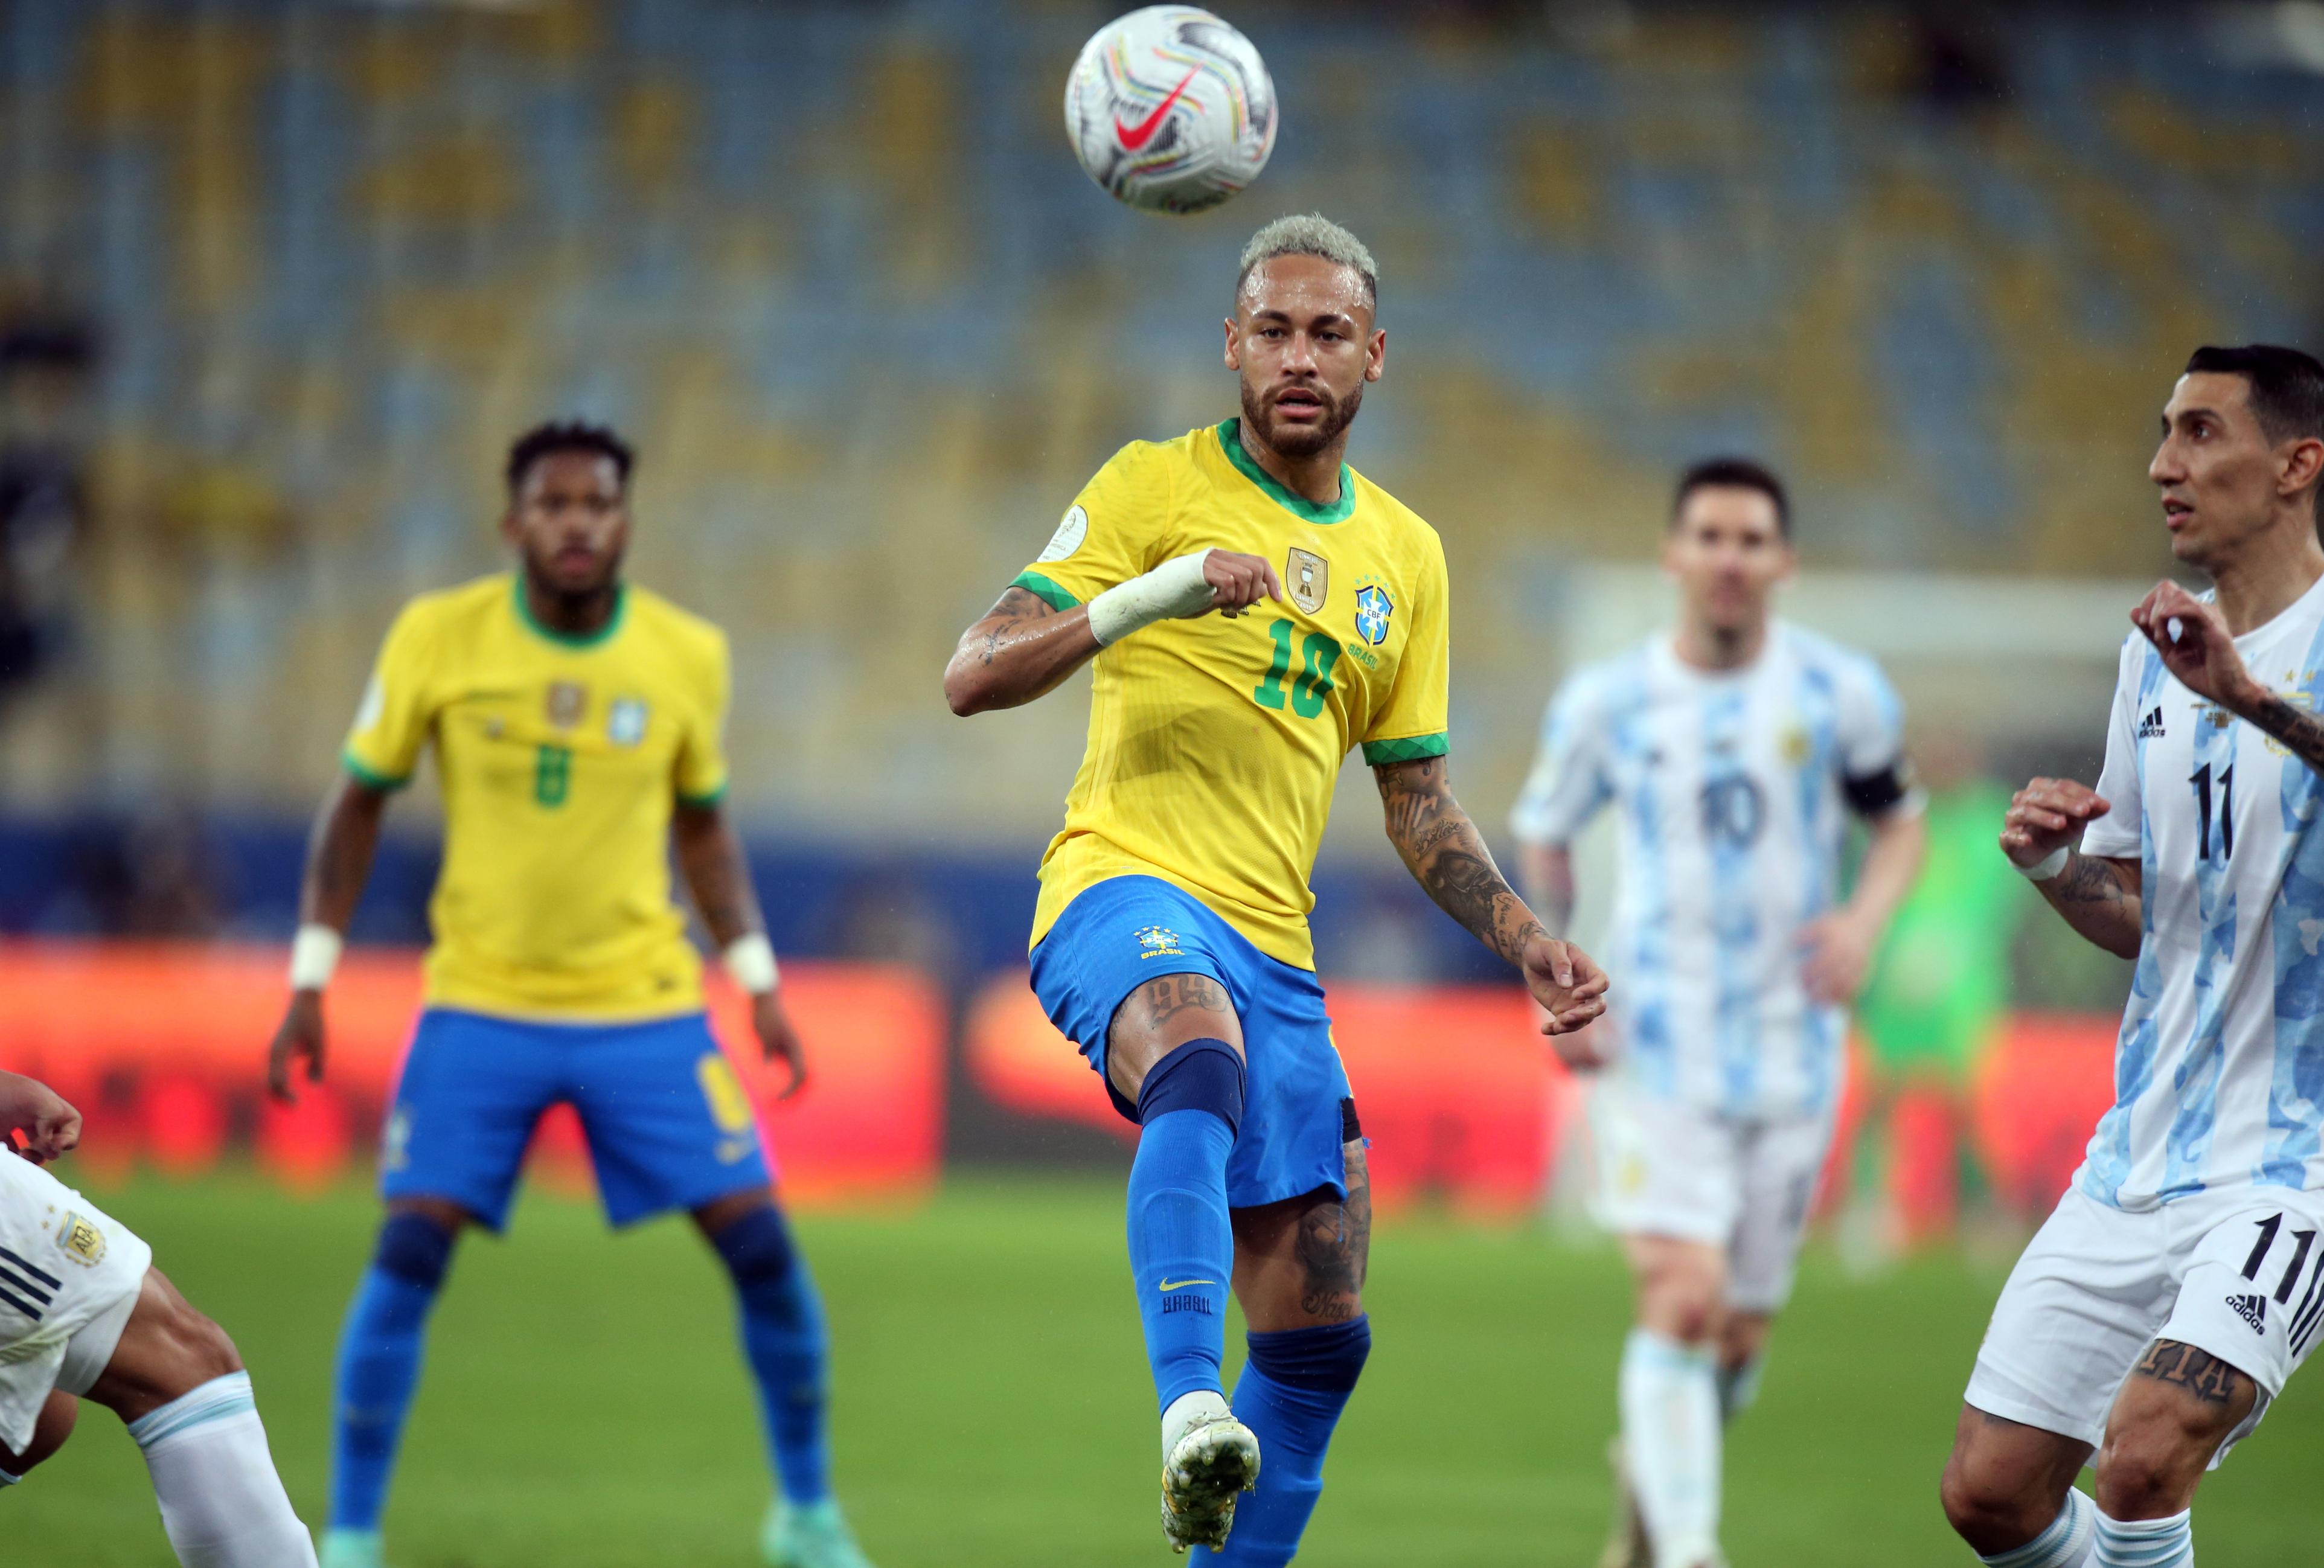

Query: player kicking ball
[0,1069,317,1566]
[266,423,873,1568]
[943,214,1608,1563]
[1941,345,2324,1568]
[1511,459,1927,1568]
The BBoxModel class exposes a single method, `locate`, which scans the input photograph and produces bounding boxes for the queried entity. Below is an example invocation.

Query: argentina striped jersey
[1511,624,1913,1119]
[2078,574,2324,1210]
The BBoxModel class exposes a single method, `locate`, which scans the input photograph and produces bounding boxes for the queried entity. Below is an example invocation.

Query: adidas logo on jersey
[2229,1292,2268,1333]
[2137,706,2166,738]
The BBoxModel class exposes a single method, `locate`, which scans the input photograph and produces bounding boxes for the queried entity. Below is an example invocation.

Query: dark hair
[505,420,634,495]
[1672,456,1790,539]
[2183,344,2324,447]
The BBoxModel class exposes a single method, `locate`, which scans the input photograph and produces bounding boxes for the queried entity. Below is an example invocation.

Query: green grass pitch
[11,1173,2319,1566]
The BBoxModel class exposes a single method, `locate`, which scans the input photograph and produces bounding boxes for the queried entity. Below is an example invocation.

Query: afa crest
[1354,582,1394,647]
[56,1211,106,1267]
[1134,926,1184,960]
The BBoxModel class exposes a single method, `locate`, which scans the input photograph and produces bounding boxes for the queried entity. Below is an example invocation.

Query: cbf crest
[1135,926,1184,960]
[1354,579,1394,647]
[608,696,650,747]
[1286,548,1328,615]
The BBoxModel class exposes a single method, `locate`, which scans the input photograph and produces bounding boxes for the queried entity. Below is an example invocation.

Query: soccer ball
[1064,7,1278,215]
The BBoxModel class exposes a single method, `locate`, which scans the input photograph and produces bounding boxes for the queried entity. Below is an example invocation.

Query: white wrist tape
[2015,846,2070,882]
[723,933,780,995]
[1086,550,1217,647]
[288,924,344,991]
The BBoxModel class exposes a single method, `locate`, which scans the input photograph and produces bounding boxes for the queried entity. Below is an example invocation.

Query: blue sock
[1192,1316,1372,1566]
[330,1212,455,1530]
[712,1203,832,1506]
[1127,1039,1243,1413]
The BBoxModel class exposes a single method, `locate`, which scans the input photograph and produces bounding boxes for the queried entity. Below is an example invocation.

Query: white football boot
[1159,1411,1261,1554]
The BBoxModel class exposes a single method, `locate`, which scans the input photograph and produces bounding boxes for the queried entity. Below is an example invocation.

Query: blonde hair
[1236,213,1377,309]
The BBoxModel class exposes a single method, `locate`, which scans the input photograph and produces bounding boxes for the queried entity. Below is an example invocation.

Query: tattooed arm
[943,586,1101,715]
[943,553,1284,716]
[1374,755,1609,1049]
[2132,575,2324,771]
[2001,776,2143,961]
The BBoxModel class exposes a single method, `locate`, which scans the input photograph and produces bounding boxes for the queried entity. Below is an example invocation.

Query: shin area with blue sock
[1127,1038,1244,1413]
[330,1211,455,1532]
[712,1202,834,1507]
[1190,1316,1372,1567]
[2094,1508,2192,1568]
[1979,1488,2096,1568]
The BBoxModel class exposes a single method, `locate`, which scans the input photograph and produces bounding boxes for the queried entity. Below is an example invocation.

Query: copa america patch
[1037,505,1089,563]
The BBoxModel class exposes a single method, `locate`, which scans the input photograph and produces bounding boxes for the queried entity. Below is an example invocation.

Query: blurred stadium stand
[0,0,2317,997]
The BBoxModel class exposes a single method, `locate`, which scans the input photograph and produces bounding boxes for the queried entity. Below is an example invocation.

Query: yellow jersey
[1017,419,1451,970]
[342,573,731,1020]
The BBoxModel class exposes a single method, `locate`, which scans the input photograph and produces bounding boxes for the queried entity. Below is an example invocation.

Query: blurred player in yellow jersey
[944,215,1610,1562]
[263,423,874,1568]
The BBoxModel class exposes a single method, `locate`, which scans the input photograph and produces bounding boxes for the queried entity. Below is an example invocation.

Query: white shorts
[0,1153,152,1453]
[1965,1182,2324,1464]
[1589,1078,1836,1313]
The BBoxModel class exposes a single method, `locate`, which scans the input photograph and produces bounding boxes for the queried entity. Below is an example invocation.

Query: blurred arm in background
[672,799,806,1098]
[1516,841,1577,938]
[1801,804,1929,1006]
[265,773,391,1100]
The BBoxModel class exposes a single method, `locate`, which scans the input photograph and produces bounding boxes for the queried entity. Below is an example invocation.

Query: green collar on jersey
[513,575,627,649]
[1216,419,1355,526]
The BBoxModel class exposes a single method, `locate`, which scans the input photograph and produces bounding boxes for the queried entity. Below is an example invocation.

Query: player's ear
[1223,316,1240,371]
[1366,328,1386,383]
[2280,434,2324,505]
[497,507,522,549]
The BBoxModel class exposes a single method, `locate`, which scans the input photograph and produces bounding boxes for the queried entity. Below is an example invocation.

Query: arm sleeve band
[1085,551,1217,647]
[1841,762,1915,818]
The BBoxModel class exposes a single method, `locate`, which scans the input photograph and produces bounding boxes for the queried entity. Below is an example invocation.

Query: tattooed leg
[2093,1340,2256,1520]
[1105,970,1244,1105]
[1229,1144,1372,1331]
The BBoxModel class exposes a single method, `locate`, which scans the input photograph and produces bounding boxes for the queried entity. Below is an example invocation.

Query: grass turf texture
[12,1174,2320,1566]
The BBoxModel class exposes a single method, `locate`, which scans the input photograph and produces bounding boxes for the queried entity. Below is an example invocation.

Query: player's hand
[2131,580,2264,714]
[1520,931,1611,1062]
[1202,549,1284,619]
[2000,776,2110,869]
[752,990,810,1101]
[0,1070,82,1164]
[1799,910,1875,1006]
[266,990,327,1104]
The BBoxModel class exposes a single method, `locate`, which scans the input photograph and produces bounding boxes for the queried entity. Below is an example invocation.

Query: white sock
[1619,1328,1721,1568]
[2094,1508,2192,1568]
[1160,1388,1232,1459]
[1980,1486,2097,1567]
[127,1373,317,1568]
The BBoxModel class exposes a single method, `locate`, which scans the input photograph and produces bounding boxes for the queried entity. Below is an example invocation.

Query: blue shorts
[1030,875,1358,1210]
[380,1008,773,1231]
